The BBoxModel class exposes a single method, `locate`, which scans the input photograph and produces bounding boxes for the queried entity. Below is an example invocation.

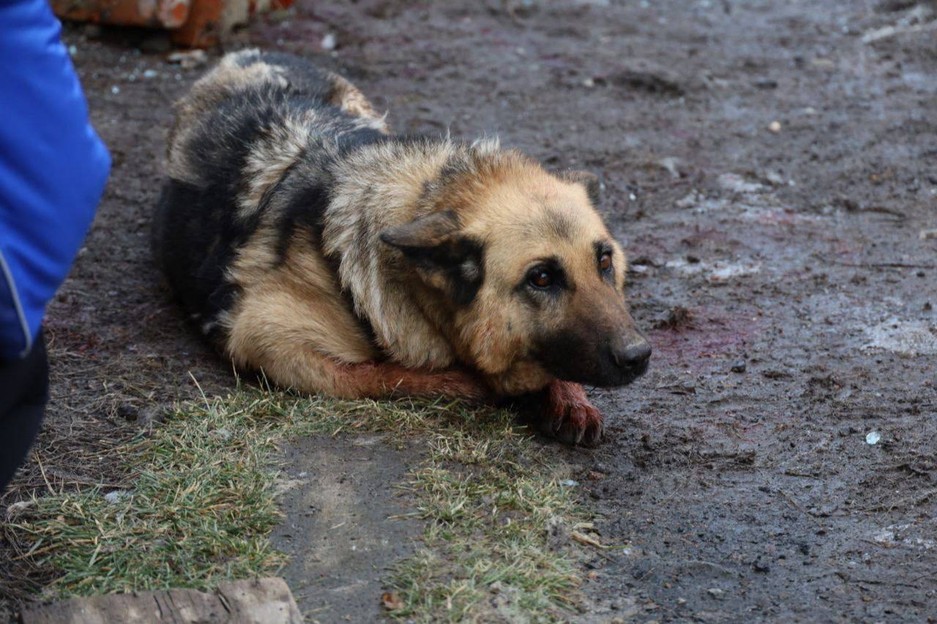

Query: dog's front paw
[541,380,604,446]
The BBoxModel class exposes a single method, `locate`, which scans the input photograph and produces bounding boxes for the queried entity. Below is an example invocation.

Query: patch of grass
[5,391,290,596]
[5,387,592,621]
[388,426,587,623]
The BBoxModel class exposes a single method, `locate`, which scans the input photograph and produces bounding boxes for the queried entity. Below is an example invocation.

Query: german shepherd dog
[153,50,650,445]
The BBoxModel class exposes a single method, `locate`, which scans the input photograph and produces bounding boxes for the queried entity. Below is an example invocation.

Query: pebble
[731,360,747,373]
[768,120,782,133]
[658,156,683,179]
[866,431,881,445]
[919,228,937,240]
[321,33,337,51]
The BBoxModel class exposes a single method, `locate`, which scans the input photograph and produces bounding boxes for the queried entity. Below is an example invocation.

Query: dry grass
[4,386,593,621]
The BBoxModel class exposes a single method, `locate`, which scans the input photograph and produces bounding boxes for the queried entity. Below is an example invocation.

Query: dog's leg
[328,360,491,400]
[539,380,604,446]
[225,296,491,400]
[244,346,490,401]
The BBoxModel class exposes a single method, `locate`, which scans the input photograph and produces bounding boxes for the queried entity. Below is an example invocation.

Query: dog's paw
[541,381,604,446]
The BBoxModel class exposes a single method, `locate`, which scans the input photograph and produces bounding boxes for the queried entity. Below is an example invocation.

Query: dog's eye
[599,251,613,273]
[527,266,555,289]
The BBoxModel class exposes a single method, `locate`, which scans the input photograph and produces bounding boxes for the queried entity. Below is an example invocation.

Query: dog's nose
[610,337,652,371]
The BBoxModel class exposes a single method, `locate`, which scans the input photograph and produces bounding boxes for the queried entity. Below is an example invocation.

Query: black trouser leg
[0,331,49,493]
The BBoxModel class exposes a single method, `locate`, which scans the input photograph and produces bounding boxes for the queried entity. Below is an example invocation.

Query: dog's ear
[380,210,461,250]
[561,170,602,206]
[380,211,485,306]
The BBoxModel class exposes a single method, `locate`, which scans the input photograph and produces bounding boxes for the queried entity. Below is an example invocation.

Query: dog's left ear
[561,170,602,206]
[380,211,485,306]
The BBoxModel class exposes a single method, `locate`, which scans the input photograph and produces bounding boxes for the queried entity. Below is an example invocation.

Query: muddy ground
[2,0,937,621]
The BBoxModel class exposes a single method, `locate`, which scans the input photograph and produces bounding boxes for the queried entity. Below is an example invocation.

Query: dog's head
[380,148,650,395]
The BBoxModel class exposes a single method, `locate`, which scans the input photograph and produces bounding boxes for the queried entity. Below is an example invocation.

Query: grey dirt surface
[2,0,936,622]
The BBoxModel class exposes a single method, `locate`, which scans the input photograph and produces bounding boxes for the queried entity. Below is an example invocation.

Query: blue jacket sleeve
[0,0,111,359]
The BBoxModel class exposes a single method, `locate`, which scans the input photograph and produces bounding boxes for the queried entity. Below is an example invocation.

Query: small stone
[866,431,881,445]
[658,156,683,179]
[142,69,158,79]
[919,228,937,240]
[707,587,725,599]
[768,120,782,133]
[321,33,337,51]
[731,360,747,373]
[111,85,120,95]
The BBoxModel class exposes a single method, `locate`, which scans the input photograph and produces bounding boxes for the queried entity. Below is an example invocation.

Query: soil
[3,0,937,621]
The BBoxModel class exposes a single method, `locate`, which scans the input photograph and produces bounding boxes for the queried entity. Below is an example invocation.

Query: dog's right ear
[561,170,602,206]
[380,211,461,251]
[380,211,485,305]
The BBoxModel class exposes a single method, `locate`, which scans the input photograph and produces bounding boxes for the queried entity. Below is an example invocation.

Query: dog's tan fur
[154,50,650,444]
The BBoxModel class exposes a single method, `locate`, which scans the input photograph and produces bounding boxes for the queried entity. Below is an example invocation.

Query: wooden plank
[21,577,303,624]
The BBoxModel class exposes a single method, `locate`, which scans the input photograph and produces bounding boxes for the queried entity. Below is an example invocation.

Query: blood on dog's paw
[542,380,605,447]
[546,397,604,447]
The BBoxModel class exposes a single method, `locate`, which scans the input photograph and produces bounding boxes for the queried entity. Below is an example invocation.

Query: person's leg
[0,331,49,493]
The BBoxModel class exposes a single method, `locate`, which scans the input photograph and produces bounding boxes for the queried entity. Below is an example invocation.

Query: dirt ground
[2,0,937,621]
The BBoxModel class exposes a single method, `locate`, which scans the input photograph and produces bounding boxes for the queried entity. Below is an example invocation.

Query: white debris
[560,479,579,487]
[658,156,683,179]
[865,431,881,445]
[707,262,762,283]
[6,500,35,519]
[666,258,761,283]
[212,427,232,441]
[321,33,337,51]
[862,317,937,356]
[167,49,208,69]
[104,490,130,504]
[768,120,782,133]
[871,524,936,550]
[142,69,158,79]
[111,85,120,95]
[717,172,765,194]
[675,190,702,209]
